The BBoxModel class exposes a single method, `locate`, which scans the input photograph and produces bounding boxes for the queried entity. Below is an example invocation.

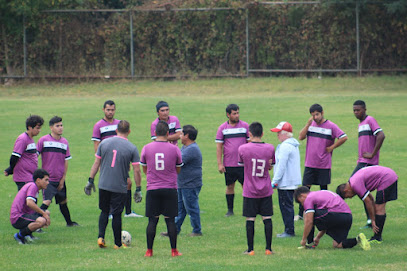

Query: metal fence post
[130,11,134,78]
[245,8,249,77]
[356,1,360,76]
[23,15,27,77]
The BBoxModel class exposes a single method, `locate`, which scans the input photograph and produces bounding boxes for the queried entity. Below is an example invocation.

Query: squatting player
[352,100,385,228]
[297,104,347,219]
[150,101,181,145]
[141,121,183,257]
[4,115,44,191]
[238,122,275,255]
[336,166,398,244]
[37,116,78,227]
[216,104,249,217]
[294,186,370,251]
[10,169,51,244]
[86,120,142,249]
[92,100,141,218]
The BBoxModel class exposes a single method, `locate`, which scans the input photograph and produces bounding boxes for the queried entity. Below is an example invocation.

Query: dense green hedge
[1,1,406,77]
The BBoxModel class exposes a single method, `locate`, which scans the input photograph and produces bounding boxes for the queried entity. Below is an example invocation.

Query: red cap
[270,121,293,133]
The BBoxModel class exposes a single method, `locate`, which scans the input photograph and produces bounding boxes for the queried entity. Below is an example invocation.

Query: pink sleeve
[13,135,27,155]
[92,122,101,141]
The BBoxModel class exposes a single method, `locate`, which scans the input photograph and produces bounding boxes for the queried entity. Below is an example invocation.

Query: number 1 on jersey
[111,149,117,167]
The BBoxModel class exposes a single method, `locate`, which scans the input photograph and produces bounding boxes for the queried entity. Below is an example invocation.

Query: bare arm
[89,157,101,179]
[142,165,147,175]
[168,131,181,142]
[301,212,314,246]
[326,136,348,153]
[216,143,225,173]
[363,194,379,233]
[58,160,69,191]
[132,163,141,187]
[363,131,385,159]
[27,198,50,225]
[176,167,181,174]
[299,117,313,141]
[93,141,100,153]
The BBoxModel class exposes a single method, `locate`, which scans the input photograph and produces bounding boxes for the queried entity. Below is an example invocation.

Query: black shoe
[67,222,80,227]
[225,210,234,217]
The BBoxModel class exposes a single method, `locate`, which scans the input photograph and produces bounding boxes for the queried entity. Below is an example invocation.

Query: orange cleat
[265,249,274,255]
[243,250,255,256]
[171,249,183,257]
[144,249,153,257]
[98,237,106,248]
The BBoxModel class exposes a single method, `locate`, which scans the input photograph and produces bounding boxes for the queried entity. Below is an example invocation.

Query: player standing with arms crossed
[85,120,142,249]
[238,122,275,255]
[150,101,181,145]
[296,104,347,220]
[92,100,141,218]
[4,115,44,191]
[216,104,249,217]
[37,116,78,227]
[351,100,385,228]
[141,121,183,257]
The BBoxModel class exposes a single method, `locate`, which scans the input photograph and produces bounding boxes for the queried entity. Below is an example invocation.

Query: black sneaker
[225,210,234,217]
[14,233,26,245]
[67,222,80,227]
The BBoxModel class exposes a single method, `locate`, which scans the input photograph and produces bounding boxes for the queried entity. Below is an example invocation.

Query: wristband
[136,186,141,192]
[88,177,94,183]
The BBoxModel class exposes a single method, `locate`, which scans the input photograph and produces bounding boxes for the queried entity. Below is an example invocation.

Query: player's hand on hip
[134,186,142,203]
[84,178,96,195]
[362,152,374,159]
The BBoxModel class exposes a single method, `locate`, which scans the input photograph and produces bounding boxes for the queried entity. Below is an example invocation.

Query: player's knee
[37,217,47,227]
[43,200,51,206]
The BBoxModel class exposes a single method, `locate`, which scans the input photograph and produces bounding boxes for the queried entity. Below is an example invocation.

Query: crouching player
[294,186,370,250]
[10,169,51,244]
[336,165,398,244]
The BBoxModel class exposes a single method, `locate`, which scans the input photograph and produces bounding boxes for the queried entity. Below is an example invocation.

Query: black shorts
[43,181,67,204]
[313,211,352,243]
[350,163,374,177]
[303,167,331,186]
[99,189,126,215]
[145,189,178,218]
[16,182,26,191]
[376,180,398,204]
[12,213,41,230]
[224,167,244,186]
[243,196,273,217]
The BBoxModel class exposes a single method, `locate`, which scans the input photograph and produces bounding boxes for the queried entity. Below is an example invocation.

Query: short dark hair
[49,116,62,126]
[26,115,44,130]
[294,186,310,203]
[353,100,366,108]
[182,125,198,141]
[103,100,115,108]
[336,184,347,199]
[156,101,169,112]
[309,104,323,113]
[249,122,263,137]
[33,168,49,181]
[156,120,169,136]
[226,104,239,114]
[117,120,130,134]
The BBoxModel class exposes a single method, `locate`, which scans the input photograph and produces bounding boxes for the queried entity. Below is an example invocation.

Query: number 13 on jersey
[251,159,266,177]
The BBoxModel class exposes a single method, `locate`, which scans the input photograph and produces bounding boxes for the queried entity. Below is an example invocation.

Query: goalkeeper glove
[134,186,142,203]
[84,177,96,195]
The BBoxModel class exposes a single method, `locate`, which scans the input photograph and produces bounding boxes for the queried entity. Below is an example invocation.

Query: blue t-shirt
[177,142,202,188]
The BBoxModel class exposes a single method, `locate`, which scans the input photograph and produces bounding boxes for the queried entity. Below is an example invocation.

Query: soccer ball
[121,230,132,246]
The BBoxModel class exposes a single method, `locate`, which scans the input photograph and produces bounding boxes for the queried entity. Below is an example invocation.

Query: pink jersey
[92,119,120,142]
[140,141,183,190]
[12,132,38,183]
[305,120,347,169]
[150,116,181,145]
[304,190,351,218]
[357,116,382,165]
[37,134,72,182]
[216,120,249,167]
[10,182,39,224]
[349,166,398,200]
[238,142,275,198]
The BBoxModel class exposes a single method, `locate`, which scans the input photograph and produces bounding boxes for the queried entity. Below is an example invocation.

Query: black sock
[263,218,272,251]
[125,190,132,215]
[20,227,32,237]
[374,214,386,239]
[342,238,357,248]
[59,203,73,224]
[165,217,178,249]
[40,204,49,211]
[146,217,159,249]
[307,226,315,244]
[98,212,109,238]
[226,194,234,212]
[246,220,255,252]
[320,185,328,190]
[112,213,122,246]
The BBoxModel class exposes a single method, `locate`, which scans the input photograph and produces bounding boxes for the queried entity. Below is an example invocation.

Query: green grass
[1,76,406,270]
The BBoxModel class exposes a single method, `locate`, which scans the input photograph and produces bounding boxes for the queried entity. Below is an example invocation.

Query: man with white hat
[271,122,302,238]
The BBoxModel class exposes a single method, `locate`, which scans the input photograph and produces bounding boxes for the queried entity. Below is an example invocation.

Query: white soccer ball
[122,230,132,246]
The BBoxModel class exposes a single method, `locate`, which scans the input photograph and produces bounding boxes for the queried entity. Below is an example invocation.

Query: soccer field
[0,76,406,270]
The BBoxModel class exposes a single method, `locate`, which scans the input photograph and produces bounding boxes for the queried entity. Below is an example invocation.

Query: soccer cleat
[66,222,80,227]
[189,232,203,237]
[277,232,295,238]
[114,243,129,249]
[357,233,371,251]
[298,243,316,249]
[294,215,303,221]
[14,233,26,245]
[225,210,234,217]
[243,250,255,255]
[368,237,383,244]
[24,235,34,243]
[171,249,182,257]
[36,228,45,233]
[108,215,113,220]
[124,212,143,218]
[160,232,169,237]
[144,249,153,257]
[265,249,274,255]
[360,219,372,229]
[98,237,107,248]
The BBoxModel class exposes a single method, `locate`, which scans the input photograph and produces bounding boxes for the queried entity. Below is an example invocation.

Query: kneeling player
[336,165,398,243]
[10,169,51,244]
[238,122,275,255]
[294,186,370,250]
